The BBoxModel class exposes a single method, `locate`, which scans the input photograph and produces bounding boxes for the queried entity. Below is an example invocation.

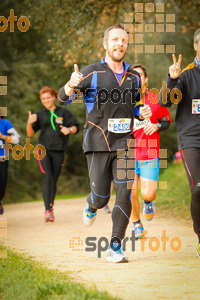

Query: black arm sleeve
[58,65,91,105]
[159,74,183,107]
[31,112,41,132]
[157,120,170,132]
[63,109,79,134]
[58,87,68,105]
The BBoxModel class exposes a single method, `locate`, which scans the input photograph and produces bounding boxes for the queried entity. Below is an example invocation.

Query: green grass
[54,194,87,200]
[0,247,119,300]
[155,162,191,217]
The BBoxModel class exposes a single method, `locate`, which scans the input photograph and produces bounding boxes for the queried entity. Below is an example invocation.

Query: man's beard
[107,47,127,62]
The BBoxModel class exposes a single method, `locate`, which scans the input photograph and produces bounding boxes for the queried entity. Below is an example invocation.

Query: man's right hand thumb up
[68,63,83,88]
[74,64,79,74]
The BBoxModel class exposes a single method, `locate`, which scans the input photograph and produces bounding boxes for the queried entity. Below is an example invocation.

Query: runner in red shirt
[131,64,171,238]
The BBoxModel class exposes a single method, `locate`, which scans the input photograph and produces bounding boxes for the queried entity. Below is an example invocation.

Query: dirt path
[0,197,200,299]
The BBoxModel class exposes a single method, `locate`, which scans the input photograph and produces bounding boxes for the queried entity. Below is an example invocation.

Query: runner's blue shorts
[135,158,159,181]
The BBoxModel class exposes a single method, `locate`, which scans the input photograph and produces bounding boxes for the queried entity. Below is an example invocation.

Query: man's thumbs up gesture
[68,64,83,88]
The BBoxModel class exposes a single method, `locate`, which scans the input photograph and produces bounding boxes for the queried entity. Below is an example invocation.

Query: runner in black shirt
[27,86,79,222]
[59,24,152,262]
[160,28,200,257]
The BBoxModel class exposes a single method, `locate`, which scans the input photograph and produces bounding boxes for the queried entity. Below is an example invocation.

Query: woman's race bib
[133,118,151,131]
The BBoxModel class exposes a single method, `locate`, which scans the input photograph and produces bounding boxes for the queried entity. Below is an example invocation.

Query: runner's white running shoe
[83,205,97,226]
[106,243,128,263]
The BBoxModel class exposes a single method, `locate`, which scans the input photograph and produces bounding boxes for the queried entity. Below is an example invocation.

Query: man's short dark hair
[194,28,200,44]
[131,64,148,78]
[103,24,128,42]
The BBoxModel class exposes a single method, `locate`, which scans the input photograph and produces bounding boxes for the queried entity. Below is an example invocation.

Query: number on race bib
[108,118,131,133]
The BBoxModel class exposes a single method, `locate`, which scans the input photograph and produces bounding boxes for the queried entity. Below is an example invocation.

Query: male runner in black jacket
[59,24,151,262]
[160,28,200,258]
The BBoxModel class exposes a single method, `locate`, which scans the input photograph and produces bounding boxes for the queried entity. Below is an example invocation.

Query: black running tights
[39,151,64,210]
[86,152,132,241]
[181,148,200,242]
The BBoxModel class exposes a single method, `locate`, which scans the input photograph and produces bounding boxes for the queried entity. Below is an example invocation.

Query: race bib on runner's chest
[108,118,131,133]
[55,117,63,124]
[192,99,200,114]
[133,118,151,131]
